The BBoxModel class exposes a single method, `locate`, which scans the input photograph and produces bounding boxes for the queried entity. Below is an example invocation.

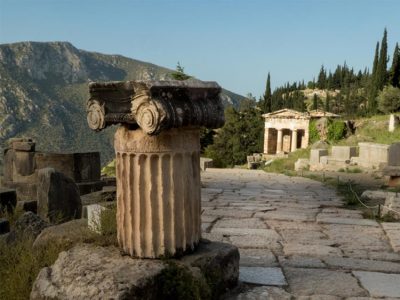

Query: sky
[0,0,399,98]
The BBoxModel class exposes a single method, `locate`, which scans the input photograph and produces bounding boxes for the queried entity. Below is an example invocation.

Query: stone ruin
[383,142,400,187]
[2,138,103,202]
[308,142,391,172]
[389,114,400,132]
[87,80,226,258]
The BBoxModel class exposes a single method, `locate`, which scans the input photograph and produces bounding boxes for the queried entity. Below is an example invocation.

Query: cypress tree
[368,42,380,113]
[376,28,388,90]
[317,65,327,89]
[389,43,400,88]
[313,94,318,110]
[325,93,330,112]
[263,73,272,113]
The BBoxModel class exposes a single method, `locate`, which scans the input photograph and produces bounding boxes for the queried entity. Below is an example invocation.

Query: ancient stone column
[114,127,201,257]
[87,80,224,258]
[291,129,298,152]
[276,129,283,154]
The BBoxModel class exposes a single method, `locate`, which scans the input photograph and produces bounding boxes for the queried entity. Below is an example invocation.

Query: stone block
[14,151,36,177]
[33,219,90,248]
[353,271,400,298]
[0,218,10,234]
[37,168,82,224]
[310,149,328,165]
[358,142,389,169]
[295,158,309,171]
[76,181,104,195]
[0,188,17,213]
[389,114,399,132]
[239,266,287,286]
[12,141,35,152]
[31,241,239,300]
[331,146,357,161]
[86,203,108,232]
[16,200,38,213]
[200,157,213,171]
[388,142,400,166]
[320,155,328,164]
[72,152,101,182]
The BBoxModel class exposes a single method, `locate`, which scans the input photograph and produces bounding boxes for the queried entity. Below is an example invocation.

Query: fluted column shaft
[114,126,201,258]
[276,129,283,154]
[291,129,298,152]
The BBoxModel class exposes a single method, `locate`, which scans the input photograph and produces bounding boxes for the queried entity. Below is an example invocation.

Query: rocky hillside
[0,42,245,170]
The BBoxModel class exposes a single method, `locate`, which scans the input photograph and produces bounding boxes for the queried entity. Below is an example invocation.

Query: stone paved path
[201,168,400,299]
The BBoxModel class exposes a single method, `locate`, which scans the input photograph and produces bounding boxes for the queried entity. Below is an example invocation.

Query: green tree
[312,94,318,110]
[170,62,191,80]
[204,101,264,167]
[376,28,388,90]
[317,65,327,89]
[368,42,380,113]
[377,85,400,113]
[389,43,400,88]
[325,92,330,112]
[263,73,272,113]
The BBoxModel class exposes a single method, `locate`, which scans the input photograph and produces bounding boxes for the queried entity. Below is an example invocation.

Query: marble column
[263,127,269,154]
[87,80,224,258]
[114,126,201,258]
[291,129,298,152]
[276,129,283,154]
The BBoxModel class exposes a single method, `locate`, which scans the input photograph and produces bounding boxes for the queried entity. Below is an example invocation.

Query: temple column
[302,129,309,149]
[291,129,298,152]
[263,127,269,154]
[276,129,283,154]
[115,126,201,258]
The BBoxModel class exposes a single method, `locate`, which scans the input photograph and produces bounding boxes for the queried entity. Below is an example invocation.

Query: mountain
[0,41,245,171]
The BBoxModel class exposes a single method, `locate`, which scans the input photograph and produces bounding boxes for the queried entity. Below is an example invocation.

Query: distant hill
[0,41,245,170]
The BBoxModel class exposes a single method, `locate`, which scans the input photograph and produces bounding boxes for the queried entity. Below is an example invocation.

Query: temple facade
[263,109,339,155]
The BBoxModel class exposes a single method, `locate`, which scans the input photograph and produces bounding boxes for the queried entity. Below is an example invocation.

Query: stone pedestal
[114,126,201,258]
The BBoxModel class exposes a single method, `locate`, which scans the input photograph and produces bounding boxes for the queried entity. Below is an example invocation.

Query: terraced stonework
[201,169,400,299]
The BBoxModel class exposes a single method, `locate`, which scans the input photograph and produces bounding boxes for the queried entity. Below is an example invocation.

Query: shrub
[327,120,346,141]
[378,85,400,113]
[309,120,320,143]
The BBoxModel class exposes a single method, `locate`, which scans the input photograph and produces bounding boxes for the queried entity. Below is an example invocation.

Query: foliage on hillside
[259,29,400,118]
[204,99,264,167]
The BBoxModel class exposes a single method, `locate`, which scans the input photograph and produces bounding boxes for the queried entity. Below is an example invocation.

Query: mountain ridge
[0,41,245,170]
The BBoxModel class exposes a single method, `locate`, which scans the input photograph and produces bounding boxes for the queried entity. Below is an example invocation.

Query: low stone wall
[355,142,389,169]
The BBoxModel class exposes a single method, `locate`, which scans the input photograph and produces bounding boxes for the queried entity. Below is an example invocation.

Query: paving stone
[231,286,292,300]
[255,210,316,222]
[211,227,281,239]
[323,256,400,273]
[317,216,379,227]
[279,229,333,246]
[213,218,267,229]
[278,255,326,268]
[202,208,254,218]
[229,235,283,251]
[297,296,342,300]
[382,222,400,252]
[201,215,219,223]
[353,271,400,298]
[239,267,287,286]
[283,244,342,257]
[285,268,367,297]
[239,248,278,267]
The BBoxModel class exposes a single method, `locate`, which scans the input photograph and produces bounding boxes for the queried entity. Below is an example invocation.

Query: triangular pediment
[262,109,309,119]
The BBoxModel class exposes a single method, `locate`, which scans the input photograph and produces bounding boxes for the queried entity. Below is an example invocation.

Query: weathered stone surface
[295,158,310,171]
[11,212,48,240]
[0,218,10,234]
[31,241,239,300]
[323,257,400,273]
[86,203,108,232]
[213,218,267,229]
[30,244,166,300]
[382,222,400,252]
[331,146,357,161]
[357,142,389,169]
[231,286,292,300]
[283,244,342,257]
[33,219,90,248]
[285,268,367,297]
[239,248,278,267]
[0,188,17,213]
[87,80,224,133]
[115,126,201,258]
[310,149,328,165]
[316,216,379,227]
[37,168,82,223]
[200,157,213,171]
[353,271,400,298]
[239,267,287,286]
[389,114,400,132]
[278,255,326,268]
